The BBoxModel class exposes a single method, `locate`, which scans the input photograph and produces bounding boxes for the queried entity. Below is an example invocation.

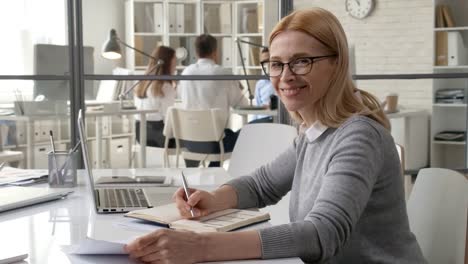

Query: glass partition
[0,0,72,169]
[0,79,72,169]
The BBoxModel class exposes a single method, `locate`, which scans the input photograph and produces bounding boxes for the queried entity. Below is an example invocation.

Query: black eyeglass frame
[261,55,337,77]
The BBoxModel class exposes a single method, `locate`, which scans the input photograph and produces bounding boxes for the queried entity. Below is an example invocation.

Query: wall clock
[346,0,375,19]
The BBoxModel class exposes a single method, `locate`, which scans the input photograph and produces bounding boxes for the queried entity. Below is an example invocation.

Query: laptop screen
[77,109,98,204]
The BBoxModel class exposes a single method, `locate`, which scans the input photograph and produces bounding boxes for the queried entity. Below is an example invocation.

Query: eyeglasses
[261,55,337,77]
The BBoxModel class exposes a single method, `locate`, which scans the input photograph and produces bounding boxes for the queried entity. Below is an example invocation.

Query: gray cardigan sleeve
[226,120,385,262]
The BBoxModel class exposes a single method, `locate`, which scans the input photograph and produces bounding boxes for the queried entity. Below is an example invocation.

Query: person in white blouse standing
[134,46,177,148]
[178,34,248,167]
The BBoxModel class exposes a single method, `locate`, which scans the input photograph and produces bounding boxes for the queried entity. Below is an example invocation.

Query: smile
[279,86,307,95]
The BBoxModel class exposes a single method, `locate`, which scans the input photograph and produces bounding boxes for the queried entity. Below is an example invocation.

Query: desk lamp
[102,29,163,109]
[235,38,267,108]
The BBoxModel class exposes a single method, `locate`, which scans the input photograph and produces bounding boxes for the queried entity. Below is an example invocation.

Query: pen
[49,130,61,185]
[58,140,81,175]
[70,140,81,153]
[181,171,195,217]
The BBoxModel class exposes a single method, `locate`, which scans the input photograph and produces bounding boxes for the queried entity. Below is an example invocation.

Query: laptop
[0,186,72,213]
[77,109,175,213]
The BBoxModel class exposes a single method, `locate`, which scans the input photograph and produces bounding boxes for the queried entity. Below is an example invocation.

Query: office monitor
[33,44,96,101]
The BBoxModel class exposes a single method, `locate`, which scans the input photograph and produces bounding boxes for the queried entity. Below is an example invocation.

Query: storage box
[109,137,131,168]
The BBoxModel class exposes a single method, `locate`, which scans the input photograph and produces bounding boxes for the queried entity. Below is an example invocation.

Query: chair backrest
[228,123,297,177]
[406,168,468,264]
[395,143,411,199]
[395,143,405,173]
[166,107,225,142]
[163,107,228,167]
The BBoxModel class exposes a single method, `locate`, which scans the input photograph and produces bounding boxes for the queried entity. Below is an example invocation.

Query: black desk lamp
[102,29,164,109]
[235,38,267,107]
[102,29,157,61]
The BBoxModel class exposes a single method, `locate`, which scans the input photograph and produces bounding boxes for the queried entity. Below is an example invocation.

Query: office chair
[163,107,231,168]
[228,123,297,177]
[395,143,411,199]
[406,168,467,264]
[228,123,297,225]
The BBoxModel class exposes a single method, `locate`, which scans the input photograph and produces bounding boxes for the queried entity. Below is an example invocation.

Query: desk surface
[231,108,278,116]
[0,108,160,121]
[386,108,428,119]
[0,168,300,264]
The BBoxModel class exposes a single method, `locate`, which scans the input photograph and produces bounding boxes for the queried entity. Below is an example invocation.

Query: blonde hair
[135,46,175,98]
[269,8,390,130]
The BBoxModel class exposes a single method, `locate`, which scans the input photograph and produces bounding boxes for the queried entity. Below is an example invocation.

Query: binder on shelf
[441,5,455,28]
[447,31,467,66]
[435,5,445,28]
[153,3,163,34]
[435,31,448,66]
[143,5,155,32]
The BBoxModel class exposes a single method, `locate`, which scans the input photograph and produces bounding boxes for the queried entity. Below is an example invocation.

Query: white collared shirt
[304,121,329,142]
[134,82,176,121]
[303,91,362,142]
[178,58,248,122]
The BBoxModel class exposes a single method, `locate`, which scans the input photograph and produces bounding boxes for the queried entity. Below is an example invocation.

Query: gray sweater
[226,116,426,263]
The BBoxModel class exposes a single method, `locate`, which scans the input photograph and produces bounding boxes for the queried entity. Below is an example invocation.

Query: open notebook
[124,203,270,232]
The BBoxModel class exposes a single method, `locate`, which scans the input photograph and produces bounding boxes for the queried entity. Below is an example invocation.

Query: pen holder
[48,151,78,188]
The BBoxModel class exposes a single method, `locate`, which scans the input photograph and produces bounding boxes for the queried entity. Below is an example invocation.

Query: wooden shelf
[433,65,468,70]
[432,140,466,146]
[434,26,468,31]
[134,32,164,36]
[433,103,467,108]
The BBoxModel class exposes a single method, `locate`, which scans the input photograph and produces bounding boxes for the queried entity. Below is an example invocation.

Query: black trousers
[182,129,240,167]
[249,116,274,124]
[135,120,175,148]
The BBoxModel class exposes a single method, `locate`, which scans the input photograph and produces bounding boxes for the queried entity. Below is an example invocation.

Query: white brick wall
[293,0,434,110]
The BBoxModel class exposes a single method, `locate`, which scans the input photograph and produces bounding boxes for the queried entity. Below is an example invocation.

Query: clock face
[176,47,188,61]
[346,0,374,19]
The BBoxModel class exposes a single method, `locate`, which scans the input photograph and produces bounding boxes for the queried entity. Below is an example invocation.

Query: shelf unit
[0,112,133,169]
[431,0,468,168]
[124,0,272,76]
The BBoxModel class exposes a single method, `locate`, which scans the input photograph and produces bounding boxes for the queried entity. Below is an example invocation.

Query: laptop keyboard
[100,188,149,208]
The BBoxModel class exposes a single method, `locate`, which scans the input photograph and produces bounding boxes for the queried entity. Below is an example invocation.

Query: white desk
[0,168,301,264]
[0,108,159,169]
[231,108,278,124]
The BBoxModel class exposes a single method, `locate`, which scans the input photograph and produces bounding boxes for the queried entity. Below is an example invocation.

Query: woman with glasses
[125,8,426,264]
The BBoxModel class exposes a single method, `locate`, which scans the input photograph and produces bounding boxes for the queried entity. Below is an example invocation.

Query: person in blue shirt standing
[251,47,276,123]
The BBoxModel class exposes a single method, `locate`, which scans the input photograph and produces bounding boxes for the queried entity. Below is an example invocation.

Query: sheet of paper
[0,167,48,186]
[64,218,163,255]
[63,237,128,255]
[113,217,166,233]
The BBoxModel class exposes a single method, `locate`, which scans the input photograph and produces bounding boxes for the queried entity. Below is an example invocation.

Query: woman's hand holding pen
[173,185,238,219]
[173,188,217,218]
